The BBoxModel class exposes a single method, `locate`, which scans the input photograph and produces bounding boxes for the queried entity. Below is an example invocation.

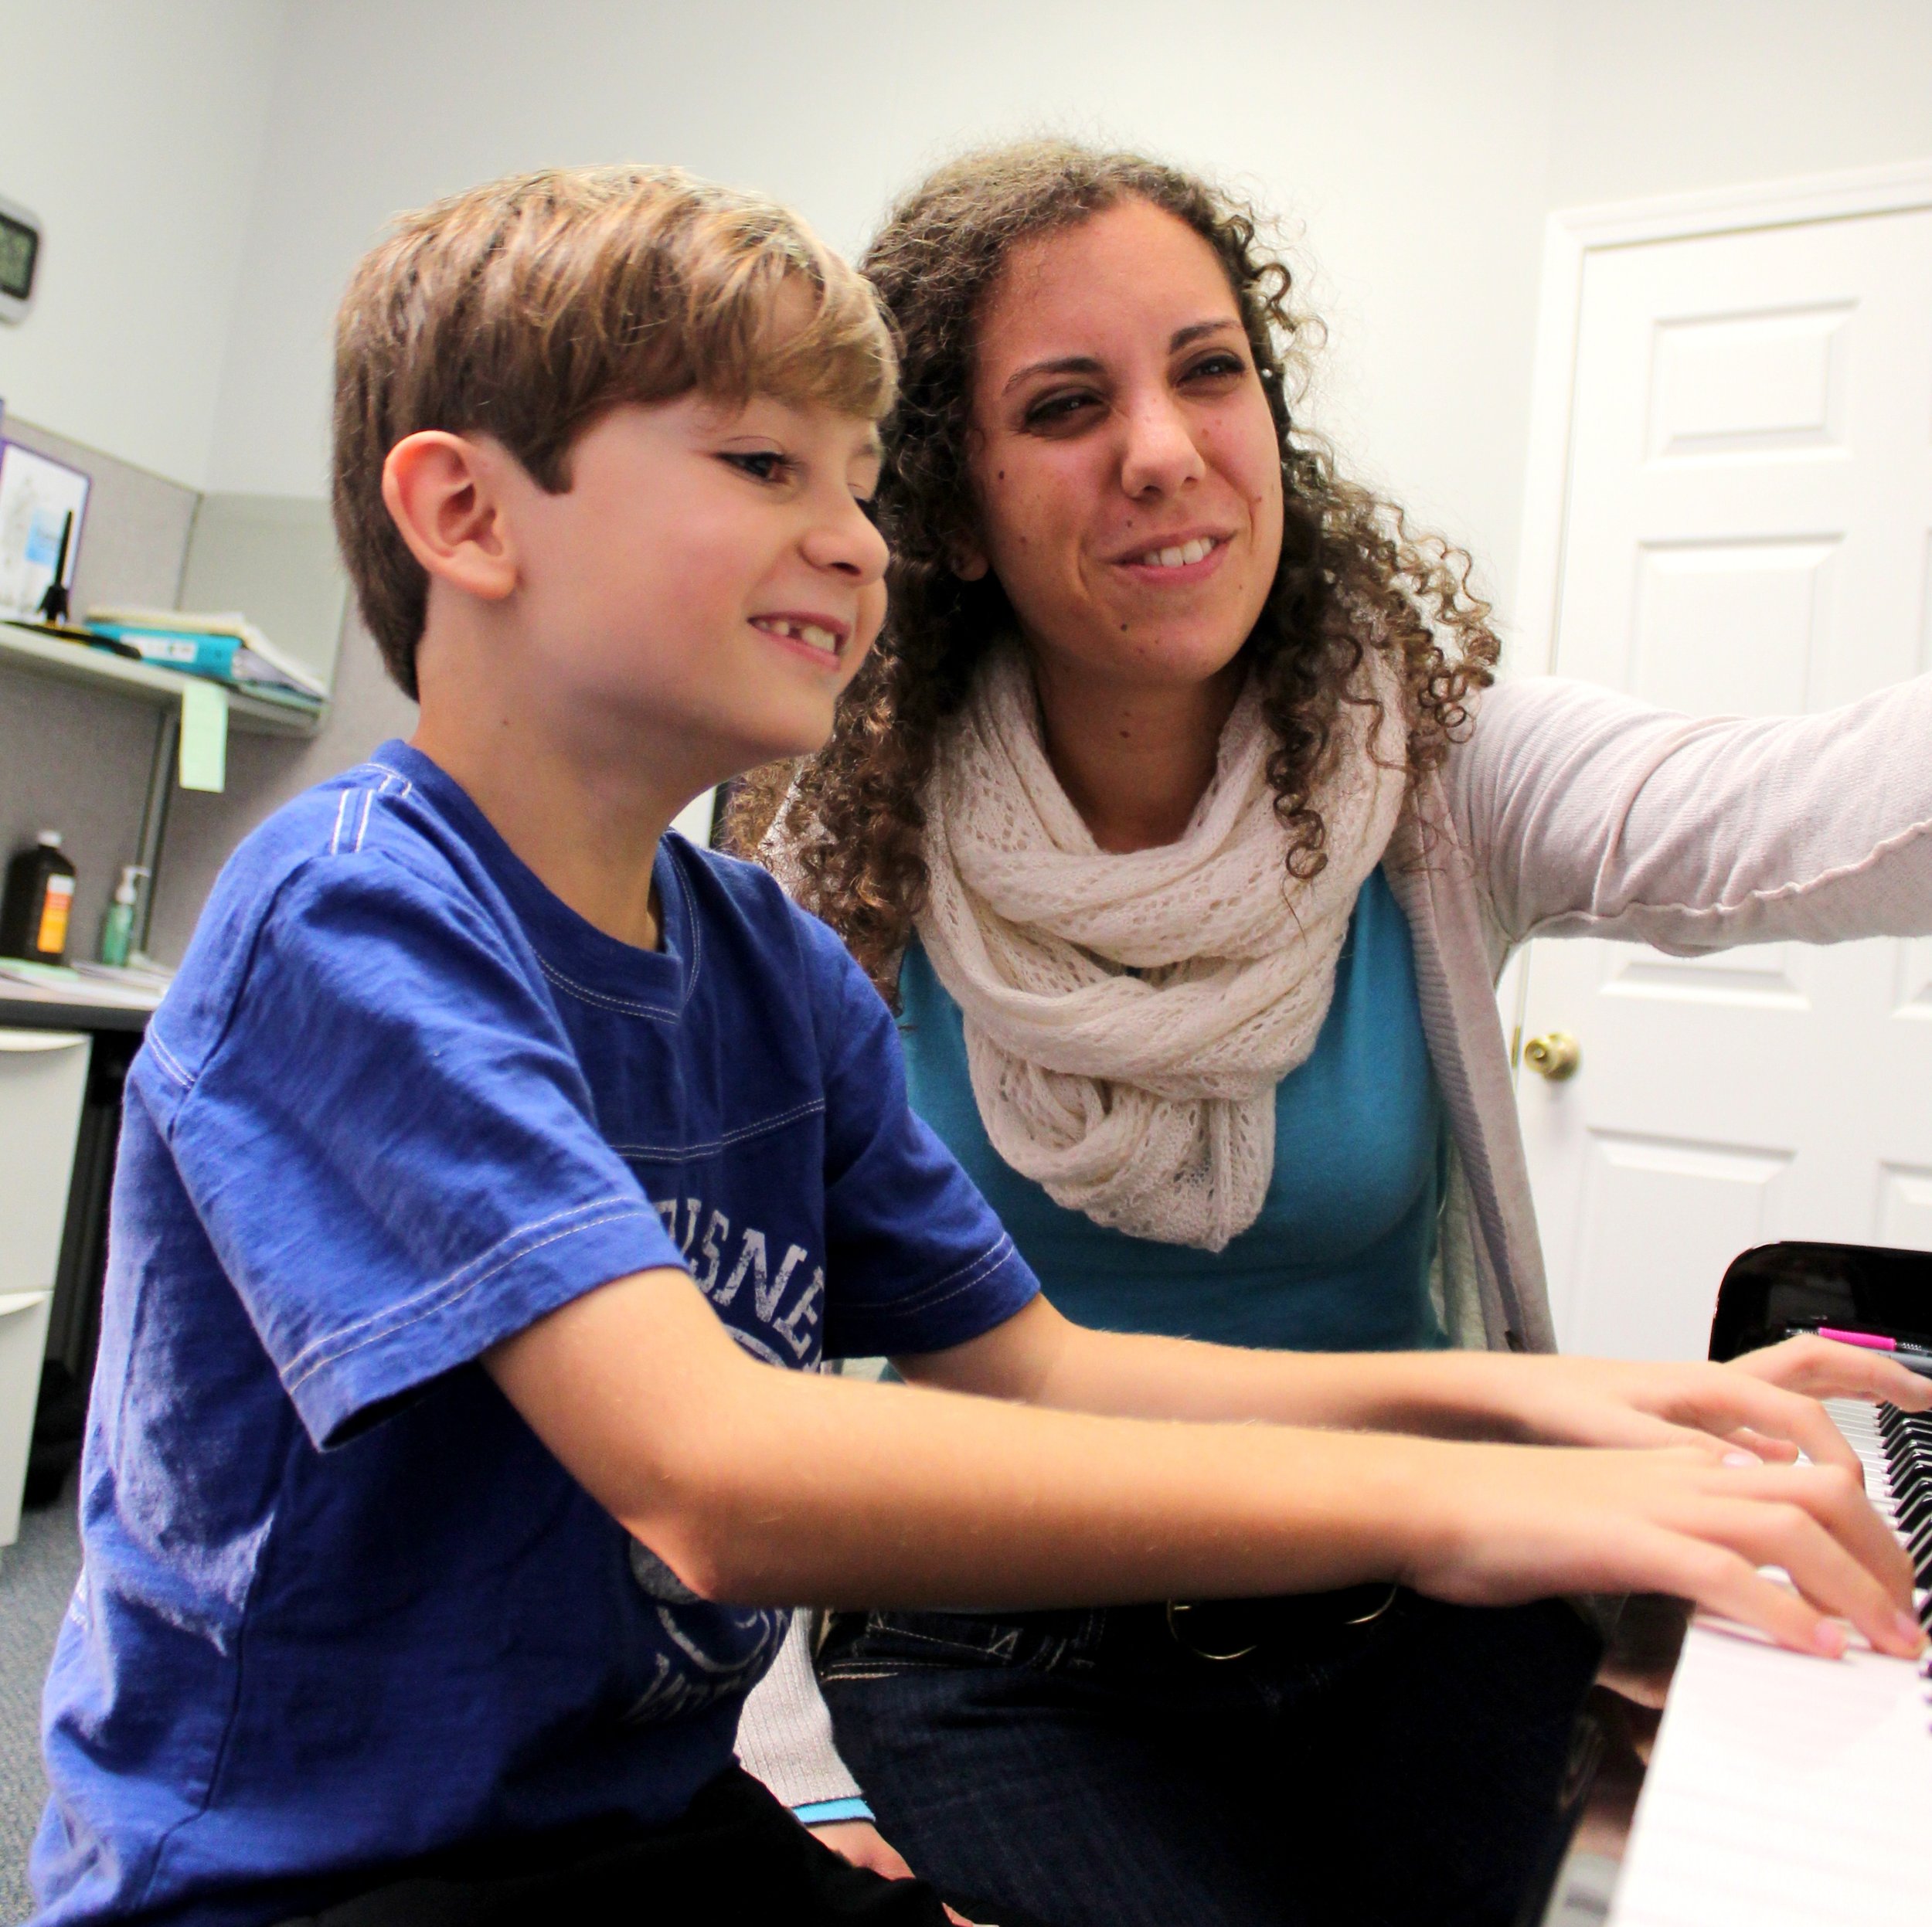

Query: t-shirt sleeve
[801,916,1039,1359]
[160,853,686,1449]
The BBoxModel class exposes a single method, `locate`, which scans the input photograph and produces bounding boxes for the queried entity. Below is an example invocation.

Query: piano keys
[1587,1242,1932,1925]
[1606,1393,1932,1923]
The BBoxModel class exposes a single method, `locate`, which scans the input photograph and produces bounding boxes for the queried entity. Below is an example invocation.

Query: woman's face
[963,198,1284,698]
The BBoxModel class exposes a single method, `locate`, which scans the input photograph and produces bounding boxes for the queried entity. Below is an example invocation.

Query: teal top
[898,868,1449,1353]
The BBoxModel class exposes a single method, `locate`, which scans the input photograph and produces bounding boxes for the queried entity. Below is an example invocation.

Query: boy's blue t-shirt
[32,743,1038,1927]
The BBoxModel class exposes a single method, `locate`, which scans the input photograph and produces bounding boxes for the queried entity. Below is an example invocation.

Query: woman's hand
[809,1819,917,1883]
[1397,1436,1925,1661]
[1451,1341,1930,1477]
[808,1820,981,1925]
[1726,1333,1932,1409]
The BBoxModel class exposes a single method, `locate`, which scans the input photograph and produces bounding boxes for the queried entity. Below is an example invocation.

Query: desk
[0,984,158,1035]
[0,979,157,1547]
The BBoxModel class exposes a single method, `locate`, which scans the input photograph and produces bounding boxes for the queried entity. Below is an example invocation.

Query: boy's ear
[381,432,519,603]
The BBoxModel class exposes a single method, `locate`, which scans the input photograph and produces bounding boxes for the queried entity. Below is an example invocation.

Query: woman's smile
[1111,528,1232,583]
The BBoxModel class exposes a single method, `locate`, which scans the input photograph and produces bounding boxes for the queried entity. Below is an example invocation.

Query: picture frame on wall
[0,440,90,620]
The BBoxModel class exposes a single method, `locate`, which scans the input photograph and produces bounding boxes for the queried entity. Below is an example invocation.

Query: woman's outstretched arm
[1451,673,1932,953]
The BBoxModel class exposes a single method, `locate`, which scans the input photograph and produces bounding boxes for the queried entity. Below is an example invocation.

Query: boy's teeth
[757,618,839,653]
[1137,537,1216,568]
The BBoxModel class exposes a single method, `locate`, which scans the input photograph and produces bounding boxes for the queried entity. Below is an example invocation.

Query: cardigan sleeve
[1445,673,1932,954]
[734,1609,872,1820]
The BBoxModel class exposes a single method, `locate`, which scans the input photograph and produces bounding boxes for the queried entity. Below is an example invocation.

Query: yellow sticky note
[178,680,229,793]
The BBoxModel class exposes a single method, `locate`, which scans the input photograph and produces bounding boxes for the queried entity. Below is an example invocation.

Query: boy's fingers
[1721,1426,1800,1463]
[1664,1535,1850,1658]
[1758,1460,1917,1599]
[1602,1413,1741,1457]
[1705,1497,1920,1656]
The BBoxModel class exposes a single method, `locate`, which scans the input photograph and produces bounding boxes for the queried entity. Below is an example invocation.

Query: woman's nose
[1119,393,1206,500]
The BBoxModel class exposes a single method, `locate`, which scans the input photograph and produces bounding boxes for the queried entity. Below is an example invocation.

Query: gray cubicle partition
[0,416,417,965]
[0,420,199,952]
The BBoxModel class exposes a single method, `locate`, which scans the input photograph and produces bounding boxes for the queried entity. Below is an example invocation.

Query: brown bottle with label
[0,831,78,962]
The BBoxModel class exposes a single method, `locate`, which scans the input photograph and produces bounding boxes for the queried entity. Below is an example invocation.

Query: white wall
[5,0,1929,630]
[200,0,1932,638]
[1546,0,1932,210]
[0,0,287,488]
[204,0,1558,619]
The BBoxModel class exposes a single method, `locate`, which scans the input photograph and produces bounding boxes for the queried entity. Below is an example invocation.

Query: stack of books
[84,607,328,711]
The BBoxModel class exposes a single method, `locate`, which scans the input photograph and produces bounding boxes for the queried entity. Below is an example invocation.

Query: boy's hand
[1398,1436,1924,1661]
[488,1269,1917,1692]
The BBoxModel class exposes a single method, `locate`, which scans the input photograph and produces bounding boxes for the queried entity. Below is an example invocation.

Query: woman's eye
[1022,389,1102,433]
[1182,352,1247,385]
[723,450,795,484]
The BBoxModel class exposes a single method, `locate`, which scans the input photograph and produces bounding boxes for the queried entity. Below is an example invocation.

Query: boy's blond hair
[332,165,896,695]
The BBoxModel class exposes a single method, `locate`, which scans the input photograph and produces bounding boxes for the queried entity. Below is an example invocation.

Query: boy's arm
[897,1299,1932,1473]
[485,1266,1923,1661]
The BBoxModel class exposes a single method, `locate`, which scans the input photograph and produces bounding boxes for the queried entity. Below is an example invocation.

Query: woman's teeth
[1132,536,1218,569]
[753,617,840,654]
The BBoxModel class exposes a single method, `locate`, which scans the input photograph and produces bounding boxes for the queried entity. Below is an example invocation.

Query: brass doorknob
[1523,1031,1581,1082]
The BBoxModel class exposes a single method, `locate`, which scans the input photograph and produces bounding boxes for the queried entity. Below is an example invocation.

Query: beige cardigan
[739,671,1932,1809]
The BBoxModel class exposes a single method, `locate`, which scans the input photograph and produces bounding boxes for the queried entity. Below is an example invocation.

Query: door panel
[1567,1130,1792,1361]
[1519,205,1932,1358]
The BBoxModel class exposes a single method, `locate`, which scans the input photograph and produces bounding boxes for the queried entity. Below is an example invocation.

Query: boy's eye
[721,450,796,484]
[855,494,881,526]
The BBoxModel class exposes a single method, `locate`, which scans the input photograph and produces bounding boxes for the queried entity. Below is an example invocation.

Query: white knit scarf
[916,643,1409,1251]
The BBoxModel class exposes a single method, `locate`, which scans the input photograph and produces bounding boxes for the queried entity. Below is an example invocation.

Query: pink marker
[1818,1326,1897,1351]
[1815,1327,1932,1374]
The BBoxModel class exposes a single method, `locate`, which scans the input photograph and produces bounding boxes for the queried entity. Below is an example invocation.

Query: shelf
[0,621,325,738]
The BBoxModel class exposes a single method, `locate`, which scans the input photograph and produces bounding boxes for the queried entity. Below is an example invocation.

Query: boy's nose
[802,500,889,583]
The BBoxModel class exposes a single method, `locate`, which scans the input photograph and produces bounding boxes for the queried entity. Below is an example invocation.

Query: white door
[1518,202,1932,1361]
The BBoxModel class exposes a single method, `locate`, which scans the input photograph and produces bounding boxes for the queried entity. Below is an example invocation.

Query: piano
[1603,1243,1932,1925]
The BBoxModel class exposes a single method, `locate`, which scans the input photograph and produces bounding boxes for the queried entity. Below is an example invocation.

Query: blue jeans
[818,1590,1601,1927]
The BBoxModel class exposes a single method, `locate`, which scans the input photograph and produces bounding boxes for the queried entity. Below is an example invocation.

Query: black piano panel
[1709,1241,1932,1364]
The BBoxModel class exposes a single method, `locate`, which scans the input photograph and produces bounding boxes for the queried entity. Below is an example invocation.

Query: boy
[32,165,1921,1927]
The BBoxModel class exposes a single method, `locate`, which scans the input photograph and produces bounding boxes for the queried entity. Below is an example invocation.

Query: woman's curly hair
[730,141,1497,997]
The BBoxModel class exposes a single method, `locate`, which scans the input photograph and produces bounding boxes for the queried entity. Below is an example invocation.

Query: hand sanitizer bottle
[98,864,146,967]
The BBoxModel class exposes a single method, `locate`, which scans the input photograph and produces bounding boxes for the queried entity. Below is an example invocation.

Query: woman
[731,142,1932,1926]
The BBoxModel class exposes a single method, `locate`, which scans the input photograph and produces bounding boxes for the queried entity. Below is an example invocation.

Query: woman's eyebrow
[1001,318,1245,395]
[1002,354,1102,396]
[1170,318,1243,350]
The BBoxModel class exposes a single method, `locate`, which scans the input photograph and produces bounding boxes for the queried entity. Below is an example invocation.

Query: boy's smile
[747,610,851,663]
